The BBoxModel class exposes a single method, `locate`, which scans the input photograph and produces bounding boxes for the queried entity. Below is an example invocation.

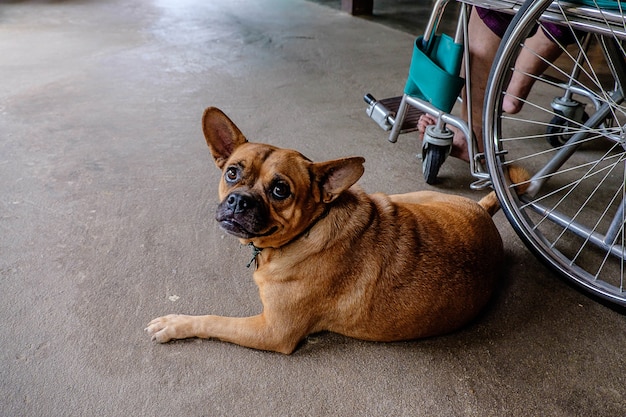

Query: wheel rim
[484,0,626,305]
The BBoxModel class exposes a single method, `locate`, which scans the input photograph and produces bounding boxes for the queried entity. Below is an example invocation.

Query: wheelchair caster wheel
[422,143,449,185]
[546,110,589,147]
[422,125,452,185]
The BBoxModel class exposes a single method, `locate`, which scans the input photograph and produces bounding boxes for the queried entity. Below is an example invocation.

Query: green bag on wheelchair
[404,34,465,113]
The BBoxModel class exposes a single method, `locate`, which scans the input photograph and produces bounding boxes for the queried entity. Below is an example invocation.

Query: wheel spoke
[484,0,626,305]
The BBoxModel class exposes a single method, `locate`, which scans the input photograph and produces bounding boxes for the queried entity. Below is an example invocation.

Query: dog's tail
[479,165,530,217]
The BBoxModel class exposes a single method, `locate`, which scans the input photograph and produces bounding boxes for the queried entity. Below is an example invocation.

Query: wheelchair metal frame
[364,0,626,305]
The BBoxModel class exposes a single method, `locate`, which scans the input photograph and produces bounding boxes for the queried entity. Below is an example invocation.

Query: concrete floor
[2,0,626,416]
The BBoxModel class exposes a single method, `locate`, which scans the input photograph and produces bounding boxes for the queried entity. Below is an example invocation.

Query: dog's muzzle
[216,191,275,239]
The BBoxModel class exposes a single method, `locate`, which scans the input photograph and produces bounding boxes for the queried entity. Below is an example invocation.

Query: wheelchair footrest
[378,96,423,133]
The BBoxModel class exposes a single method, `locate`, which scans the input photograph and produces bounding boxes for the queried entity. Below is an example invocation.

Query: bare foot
[417,114,470,162]
[449,131,470,162]
[417,113,437,135]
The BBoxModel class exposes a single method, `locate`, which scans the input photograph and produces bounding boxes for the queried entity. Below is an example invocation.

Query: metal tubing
[561,34,592,102]
[454,2,466,44]
[402,95,489,179]
[604,198,626,246]
[423,0,453,46]
[387,95,408,143]
[527,90,624,196]
[601,36,626,98]
[526,199,626,260]
[458,0,626,40]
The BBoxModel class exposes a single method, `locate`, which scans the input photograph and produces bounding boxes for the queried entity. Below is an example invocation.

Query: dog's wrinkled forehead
[226,143,312,187]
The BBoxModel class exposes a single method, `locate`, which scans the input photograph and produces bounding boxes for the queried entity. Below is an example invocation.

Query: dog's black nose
[226,193,255,214]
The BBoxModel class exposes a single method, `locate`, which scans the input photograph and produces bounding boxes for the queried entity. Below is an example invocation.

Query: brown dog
[146,107,515,354]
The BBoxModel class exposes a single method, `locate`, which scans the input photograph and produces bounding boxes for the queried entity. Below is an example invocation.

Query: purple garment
[475,6,577,45]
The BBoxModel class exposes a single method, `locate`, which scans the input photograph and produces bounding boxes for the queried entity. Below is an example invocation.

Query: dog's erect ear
[202,107,248,169]
[312,157,365,203]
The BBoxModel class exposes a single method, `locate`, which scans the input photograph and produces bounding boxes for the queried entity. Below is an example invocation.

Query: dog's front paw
[145,314,190,343]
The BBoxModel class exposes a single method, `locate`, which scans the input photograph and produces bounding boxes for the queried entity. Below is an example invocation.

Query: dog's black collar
[245,207,330,269]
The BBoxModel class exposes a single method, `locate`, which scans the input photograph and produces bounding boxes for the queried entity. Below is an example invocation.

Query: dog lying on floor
[146,107,525,354]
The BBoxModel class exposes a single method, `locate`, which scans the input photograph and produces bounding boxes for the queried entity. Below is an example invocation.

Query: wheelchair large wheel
[483,0,626,306]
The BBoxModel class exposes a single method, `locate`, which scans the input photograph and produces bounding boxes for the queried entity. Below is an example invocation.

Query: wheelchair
[364,0,626,307]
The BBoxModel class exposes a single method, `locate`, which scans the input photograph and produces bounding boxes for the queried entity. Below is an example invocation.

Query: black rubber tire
[422,144,448,185]
[546,110,590,147]
[483,0,626,307]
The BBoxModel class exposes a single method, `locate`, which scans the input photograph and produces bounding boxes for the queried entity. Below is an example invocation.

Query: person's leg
[502,27,563,113]
[458,7,502,160]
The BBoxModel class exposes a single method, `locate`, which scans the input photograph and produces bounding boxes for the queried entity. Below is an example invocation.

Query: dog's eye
[271,181,291,200]
[225,167,240,183]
